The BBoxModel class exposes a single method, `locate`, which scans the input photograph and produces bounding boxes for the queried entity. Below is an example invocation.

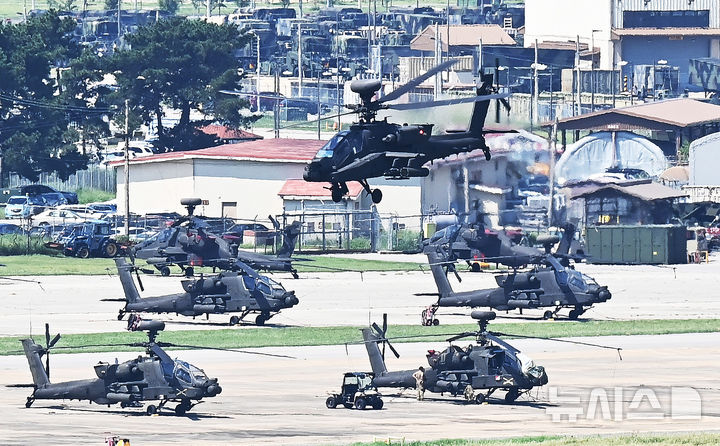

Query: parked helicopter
[302,59,511,204]
[362,311,548,403]
[20,318,222,416]
[132,198,302,278]
[115,258,299,326]
[425,214,579,270]
[420,247,612,325]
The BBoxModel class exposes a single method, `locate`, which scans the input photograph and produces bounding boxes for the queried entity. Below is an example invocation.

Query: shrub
[76,188,115,204]
[349,237,371,251]
[0,234,60,256]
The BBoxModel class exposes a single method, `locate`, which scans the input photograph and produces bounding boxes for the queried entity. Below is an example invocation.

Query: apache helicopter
[20,318,223,416]
[302,59,511,204]
[116,258,299,326]
[362,311,548,404]
[420,247,612,325]
[425,214,578,270]
[133,198,302,278]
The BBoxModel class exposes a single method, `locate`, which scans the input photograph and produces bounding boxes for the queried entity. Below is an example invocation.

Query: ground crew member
[412,366,425,401]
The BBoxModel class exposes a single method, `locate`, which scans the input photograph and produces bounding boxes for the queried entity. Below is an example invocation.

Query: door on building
[222,202,237,218]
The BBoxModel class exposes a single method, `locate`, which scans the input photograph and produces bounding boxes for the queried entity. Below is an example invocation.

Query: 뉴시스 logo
[545,386,702,422]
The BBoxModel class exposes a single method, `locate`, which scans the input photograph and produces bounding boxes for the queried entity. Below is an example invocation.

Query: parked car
[0,223,26,235]
[222,222,271,244]
[32,209,100,227]
[87,203,117,214]
[4,195,46,219]
[19,184,78,204]
[40,192,68,207]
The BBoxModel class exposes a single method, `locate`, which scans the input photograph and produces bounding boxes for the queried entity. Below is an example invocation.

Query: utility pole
[575,35,581,116]
[590,31,595,112]
[206,0,210,18]
[532,39,539,130]
[477,38,483,74]
[117,0,121,42]
[255,33,260,99]
[123,100,130,240]
[547,119,557,228]
[274,70,280,138]
[434,23,441,99]
[298,24,303,97]
[317,73,322,140]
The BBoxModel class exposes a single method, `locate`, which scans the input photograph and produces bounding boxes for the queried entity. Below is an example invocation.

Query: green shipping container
[586,225,687,265]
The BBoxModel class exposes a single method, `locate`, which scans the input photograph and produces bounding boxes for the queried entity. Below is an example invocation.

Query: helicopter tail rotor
[40,323,61,380]
[370,313,400,360]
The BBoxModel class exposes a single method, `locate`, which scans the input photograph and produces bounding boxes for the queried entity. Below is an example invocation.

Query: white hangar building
[115,138,422,219]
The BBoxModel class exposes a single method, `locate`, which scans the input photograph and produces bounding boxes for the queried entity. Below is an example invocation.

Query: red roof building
[278,179,364,200]
[198,124,263,143]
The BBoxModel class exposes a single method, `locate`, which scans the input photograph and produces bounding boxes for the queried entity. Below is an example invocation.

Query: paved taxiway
[2,259,720,335]
[1,333,718,445]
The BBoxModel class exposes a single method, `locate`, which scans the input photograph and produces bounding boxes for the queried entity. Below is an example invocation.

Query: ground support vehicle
[325,372,383,410]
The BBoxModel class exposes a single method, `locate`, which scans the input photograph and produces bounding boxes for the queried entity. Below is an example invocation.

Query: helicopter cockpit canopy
[173,360,209,386]
[313,131,362,161]
[242,274,287,298]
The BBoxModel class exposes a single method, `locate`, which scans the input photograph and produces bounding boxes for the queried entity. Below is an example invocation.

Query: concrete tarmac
[1,333,718,445]
[2,259,720,335]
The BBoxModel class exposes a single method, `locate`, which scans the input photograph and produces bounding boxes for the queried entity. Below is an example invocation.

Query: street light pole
[123,99,130,240]
[590,29,600,112]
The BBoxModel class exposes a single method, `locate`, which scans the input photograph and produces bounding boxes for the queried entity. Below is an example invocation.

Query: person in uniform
[412,366,425,401]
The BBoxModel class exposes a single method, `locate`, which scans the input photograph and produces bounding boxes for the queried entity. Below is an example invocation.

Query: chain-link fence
[8,165,116,193]
[277,210,426,253]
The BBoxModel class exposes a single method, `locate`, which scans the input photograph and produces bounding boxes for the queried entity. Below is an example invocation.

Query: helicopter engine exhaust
[399,167,430,178]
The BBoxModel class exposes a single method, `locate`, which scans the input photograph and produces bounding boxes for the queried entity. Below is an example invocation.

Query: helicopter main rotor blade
[446,332,475,342]
[490,331,623,358]
[160,342,296,359]
[387,93,510,112]
[377,59,458,104]
[279,110,357,130]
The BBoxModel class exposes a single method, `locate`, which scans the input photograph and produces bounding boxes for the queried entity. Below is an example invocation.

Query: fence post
[321,213,326,252]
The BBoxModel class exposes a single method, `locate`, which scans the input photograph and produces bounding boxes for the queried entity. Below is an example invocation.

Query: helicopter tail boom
[361,328,388,375]
[116,258,141,304]
[426,251,454,297]
[21,339,50,387]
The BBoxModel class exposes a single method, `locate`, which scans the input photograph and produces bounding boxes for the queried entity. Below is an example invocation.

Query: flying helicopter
[115,257,299,326]
[302,59,512,204]
[132,198,302,278]
[361,311,548,404]
[420,247,612,325]
[20,318,223,416]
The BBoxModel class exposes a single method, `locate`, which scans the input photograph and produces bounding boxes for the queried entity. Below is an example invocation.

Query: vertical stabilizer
[426,251,454,297]
[556,223,576,256]
[21,339,49,387]
[361,328,387,374]
[115,258,141,303]
[277,221,301,257]
[468,73,493,136]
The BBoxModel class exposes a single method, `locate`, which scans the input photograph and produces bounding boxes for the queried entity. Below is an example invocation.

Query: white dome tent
[555,131,668,185]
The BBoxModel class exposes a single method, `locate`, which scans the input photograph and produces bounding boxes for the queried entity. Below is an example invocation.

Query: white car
[32,209,102,227]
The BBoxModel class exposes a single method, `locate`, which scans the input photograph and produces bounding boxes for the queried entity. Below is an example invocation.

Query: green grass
[0,254,423,275]
[2,318,718,356]
[348,433,720,446]
[0,206,4,219]
[75,188,115,204]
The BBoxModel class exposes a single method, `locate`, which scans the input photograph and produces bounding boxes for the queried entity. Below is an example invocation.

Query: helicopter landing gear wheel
[474,393,486,404]
[505,388,520,403]
[371,188,383,204]
[255,312,270,326]
[542,310,554,320]
[146,404,158,415]
[184,267,194,277]
[229,315,240,326]
[331,188,343,203]
[117,310,125,321]
[159,266,170,277]
[291,269,299,279]
[25,397,34,408]
[175,400,191,416]
[568,306,584,320]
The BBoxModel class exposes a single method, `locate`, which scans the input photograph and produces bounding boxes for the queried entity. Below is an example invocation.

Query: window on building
[623,10,710,28]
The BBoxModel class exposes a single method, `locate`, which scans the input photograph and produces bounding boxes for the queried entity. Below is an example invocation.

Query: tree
[48,0,78,11]
[0,11,91,182]
[109,18,257,151]
[158,0,182,14]
[105,0,119,10]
